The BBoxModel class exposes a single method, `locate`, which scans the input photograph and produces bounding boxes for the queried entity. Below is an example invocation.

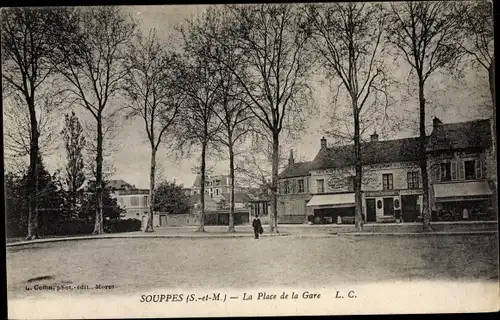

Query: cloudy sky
[3,4,492,189]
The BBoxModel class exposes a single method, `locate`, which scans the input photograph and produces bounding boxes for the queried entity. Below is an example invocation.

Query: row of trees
[2,2,494,237]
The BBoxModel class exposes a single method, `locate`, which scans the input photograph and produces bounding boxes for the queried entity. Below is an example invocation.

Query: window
[215,189,219,196]
[407,172,420,189]
[382,174,393,190]
[131,196,139,206]
[290,180,296,194]
[347,176,355,192]
[143,196,148,207]
[298,179,304,193]
[317,179,325,193]
[464,160,476,180]
[440,163,451,181]
[283,181,289,194]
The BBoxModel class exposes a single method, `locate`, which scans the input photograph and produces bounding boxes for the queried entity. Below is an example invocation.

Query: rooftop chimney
[370,131,379,142]
[433,117,443,128]
[288,149,295,166]
[320,136,327,149]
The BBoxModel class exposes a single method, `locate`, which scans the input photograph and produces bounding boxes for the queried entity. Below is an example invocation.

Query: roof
[106,179,135,190]
[311,137,421,171]
[221,192,252,203]
[189,194,217,205]
[426,119,491,152]
[278,161,313,178]
[192,175,201,188]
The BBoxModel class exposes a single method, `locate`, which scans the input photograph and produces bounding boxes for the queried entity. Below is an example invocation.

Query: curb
[6,232,292,247]
[336,231,498,236]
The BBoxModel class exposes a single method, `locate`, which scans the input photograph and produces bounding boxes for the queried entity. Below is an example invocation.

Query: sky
[3,4,493,190]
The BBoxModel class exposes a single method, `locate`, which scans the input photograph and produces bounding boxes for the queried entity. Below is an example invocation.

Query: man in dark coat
[252,215,263,239]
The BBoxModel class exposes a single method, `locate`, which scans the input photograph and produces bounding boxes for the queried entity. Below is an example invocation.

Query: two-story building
[277,117,497,224]
[427,117,496,219]
[303,134,422,224]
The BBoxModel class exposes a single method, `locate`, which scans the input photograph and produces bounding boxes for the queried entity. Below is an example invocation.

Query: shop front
[364,190,423,223]
[432,181,494,220]
[306,193,356,224]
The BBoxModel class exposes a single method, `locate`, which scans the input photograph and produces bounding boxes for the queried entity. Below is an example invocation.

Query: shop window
[382,174,393,190]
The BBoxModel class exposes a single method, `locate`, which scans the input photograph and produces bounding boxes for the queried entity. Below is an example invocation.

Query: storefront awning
[433,181,493,202]
[306,193,355,208]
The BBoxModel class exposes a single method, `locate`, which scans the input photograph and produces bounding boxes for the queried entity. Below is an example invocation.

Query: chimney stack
[433,117,443,128]
[320,136,327,149]
[288,149,295,166]
[370,131,379,142]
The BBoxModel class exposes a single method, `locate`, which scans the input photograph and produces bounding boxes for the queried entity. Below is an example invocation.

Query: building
[278,134,423,224]
[190,174,242,199]
[114,189,150,221]
[276,150,314,223]
[427,117,496,220]
[277,118,497,224]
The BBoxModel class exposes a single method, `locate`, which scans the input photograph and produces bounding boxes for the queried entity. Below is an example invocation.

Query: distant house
[190,174,242,199]
[219,192,252,209]
[189,194,218,212]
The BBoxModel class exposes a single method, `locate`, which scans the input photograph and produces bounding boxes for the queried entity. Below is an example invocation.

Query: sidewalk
[6,221,498,247]
[6,229,291,247]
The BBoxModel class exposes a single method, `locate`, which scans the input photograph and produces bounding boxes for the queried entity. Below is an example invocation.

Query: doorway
[401,195,419,222]
[383,197,394,216]
[366,199,376,222]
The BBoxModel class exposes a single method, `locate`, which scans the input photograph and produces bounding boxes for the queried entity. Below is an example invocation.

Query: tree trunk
[228,144,236,232]
[488,59,497,214]
[418,80,431,232]
[26,99,39,240]
[144,147,156,232]
[488,60,496,159]
[93,115,104,234]
[197,141,207,232]
[270,132,280,233]
[353,105,364,232]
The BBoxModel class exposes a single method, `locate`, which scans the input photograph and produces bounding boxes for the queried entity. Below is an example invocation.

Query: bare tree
[52,7,136,234]
[455,1,495,154]
[303,3,389,231]
[200,4,313,233]
[386,2,463,231]
[184,8,256,232]
[173,26,222,232]
[123,29,183,232]
[3,91,59,160]
[1,8,71,239]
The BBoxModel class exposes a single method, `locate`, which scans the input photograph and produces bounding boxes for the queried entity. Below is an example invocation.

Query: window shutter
[475,160,481,180]
[458,161,465,180]
[451,162,457,180]
[480,160,486,179]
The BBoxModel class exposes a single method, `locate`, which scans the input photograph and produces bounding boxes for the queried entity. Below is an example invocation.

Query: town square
[3,1,499,318]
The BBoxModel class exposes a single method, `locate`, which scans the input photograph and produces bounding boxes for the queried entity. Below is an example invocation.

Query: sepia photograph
[3,1,499,318]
